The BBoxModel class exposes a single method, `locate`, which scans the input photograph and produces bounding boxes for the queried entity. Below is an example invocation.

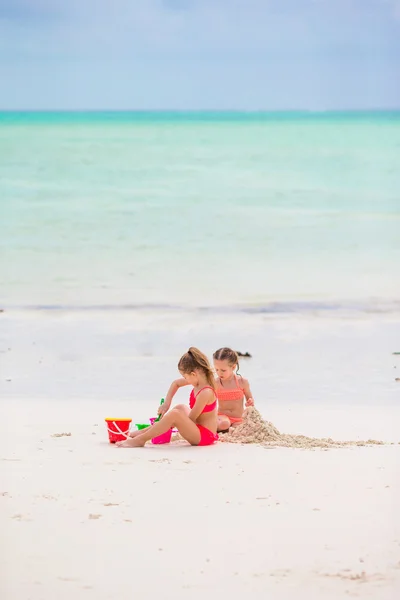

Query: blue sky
[0,0,399,110]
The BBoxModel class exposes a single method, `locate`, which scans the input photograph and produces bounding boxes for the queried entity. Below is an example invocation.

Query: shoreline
[2,297,400,312]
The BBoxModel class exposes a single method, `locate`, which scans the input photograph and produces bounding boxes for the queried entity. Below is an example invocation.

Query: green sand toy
[135,399,165,431]
[155,398,165,422]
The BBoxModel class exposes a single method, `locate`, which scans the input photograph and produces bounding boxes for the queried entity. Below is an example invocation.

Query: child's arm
[188,389,215,422]
[159,378,189,415]
[241,378,255,407]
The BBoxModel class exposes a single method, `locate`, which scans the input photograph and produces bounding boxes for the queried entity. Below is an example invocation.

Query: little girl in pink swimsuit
[118,347,218,447]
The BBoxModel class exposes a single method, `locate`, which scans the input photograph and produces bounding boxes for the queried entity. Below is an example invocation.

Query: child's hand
[158,403,169,417]
[245,398,254,407]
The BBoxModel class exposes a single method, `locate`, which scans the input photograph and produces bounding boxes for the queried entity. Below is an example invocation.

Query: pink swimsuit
[189,387,218,446]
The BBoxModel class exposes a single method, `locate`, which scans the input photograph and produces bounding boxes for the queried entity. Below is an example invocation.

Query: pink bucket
[149,417,173,445]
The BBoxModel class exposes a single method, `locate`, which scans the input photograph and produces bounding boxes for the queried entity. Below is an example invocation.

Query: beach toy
[105,418,132,443]
[155,398,165,422]
[135,423,150,430]
[149,417,173,444]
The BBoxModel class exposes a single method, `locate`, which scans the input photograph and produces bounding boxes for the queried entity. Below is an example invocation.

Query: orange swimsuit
[217,375,245,425]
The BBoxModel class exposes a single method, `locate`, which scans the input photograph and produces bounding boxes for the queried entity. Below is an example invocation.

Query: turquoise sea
[1,111,399,313]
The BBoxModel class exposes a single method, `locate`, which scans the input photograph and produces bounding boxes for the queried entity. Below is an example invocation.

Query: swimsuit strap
[234,375,243,390]
[195,386,216,398]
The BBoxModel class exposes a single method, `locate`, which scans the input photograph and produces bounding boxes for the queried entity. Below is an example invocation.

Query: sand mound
[219,407,384,449]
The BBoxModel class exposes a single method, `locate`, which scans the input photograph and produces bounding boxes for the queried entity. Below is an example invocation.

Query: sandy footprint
[320,569,386,583]
[12,513,31,521]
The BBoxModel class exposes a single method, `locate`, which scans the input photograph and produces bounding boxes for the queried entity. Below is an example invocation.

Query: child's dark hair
[213,347,240,373]
[178,347,215,390]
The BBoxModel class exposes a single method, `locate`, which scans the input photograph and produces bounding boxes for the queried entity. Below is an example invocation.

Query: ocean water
[1,111,399,313]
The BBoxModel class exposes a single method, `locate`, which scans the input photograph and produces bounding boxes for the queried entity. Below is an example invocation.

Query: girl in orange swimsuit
[213,347,255,431]
[159,347,255,433]
[117,347,218,448]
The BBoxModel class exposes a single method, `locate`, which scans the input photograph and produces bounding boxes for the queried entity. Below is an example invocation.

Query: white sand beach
[1,310,400,599]
[1,10,400,596]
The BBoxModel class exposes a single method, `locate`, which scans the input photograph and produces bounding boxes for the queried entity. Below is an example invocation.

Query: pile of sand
[218,407,385,449]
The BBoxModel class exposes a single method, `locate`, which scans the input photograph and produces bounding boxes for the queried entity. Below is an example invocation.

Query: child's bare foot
[116,437,146,448]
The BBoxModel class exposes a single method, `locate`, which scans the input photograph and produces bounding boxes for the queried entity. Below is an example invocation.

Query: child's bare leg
[128,428,146,439]
[173,404,190,416]
[117,408,201,447]
[217,415,231,432]
[127,405,188,438]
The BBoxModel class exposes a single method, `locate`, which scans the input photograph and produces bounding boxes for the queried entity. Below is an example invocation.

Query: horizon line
[1,108,400,114]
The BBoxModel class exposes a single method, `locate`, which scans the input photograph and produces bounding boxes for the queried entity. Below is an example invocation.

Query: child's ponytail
[178,347,215,389]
